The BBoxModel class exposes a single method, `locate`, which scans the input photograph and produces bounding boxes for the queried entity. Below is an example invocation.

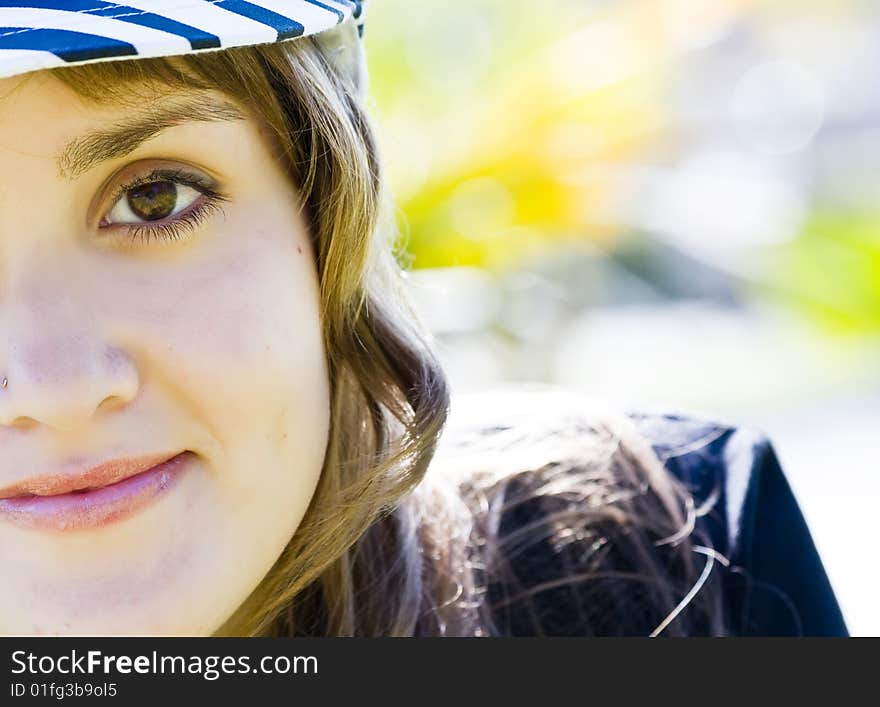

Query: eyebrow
[57,94,247,180]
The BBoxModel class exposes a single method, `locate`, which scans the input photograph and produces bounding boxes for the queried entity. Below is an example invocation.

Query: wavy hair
[53,37,724,637]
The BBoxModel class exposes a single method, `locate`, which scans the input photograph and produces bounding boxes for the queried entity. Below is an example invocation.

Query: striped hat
[0,1,368,84]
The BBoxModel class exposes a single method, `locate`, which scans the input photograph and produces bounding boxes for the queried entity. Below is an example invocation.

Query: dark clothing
[630,411,847,636]
[487,409,848,637]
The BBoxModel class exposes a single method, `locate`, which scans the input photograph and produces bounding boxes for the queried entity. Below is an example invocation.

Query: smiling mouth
[0,451,187,499]
[0,452,196,532]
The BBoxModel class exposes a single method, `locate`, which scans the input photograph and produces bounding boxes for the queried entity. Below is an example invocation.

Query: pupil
[126,181,177,221]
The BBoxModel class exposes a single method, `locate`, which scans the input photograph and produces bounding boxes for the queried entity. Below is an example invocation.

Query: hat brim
[0,0,364,80]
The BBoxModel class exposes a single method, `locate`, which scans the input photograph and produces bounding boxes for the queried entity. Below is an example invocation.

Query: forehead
[0,70,139,147]
[1,67,208,118]
[0,70,250,178]
[0,73,97,177]
[1,69,86,114]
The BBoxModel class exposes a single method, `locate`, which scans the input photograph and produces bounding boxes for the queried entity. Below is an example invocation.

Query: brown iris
[126,181,178,221]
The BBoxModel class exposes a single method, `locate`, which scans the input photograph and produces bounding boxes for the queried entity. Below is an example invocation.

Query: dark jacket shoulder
[435,387,848,636]
[627,408,848,636]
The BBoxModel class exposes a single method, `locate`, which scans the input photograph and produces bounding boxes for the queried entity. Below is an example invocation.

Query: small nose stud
[1,377,7,389]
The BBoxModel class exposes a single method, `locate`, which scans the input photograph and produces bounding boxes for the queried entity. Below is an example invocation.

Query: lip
[0,452,194,531]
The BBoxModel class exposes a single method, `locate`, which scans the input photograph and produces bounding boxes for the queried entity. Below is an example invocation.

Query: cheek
[108,220,329,460]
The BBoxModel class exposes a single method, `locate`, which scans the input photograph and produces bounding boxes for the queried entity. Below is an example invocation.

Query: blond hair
[53,38,723,637]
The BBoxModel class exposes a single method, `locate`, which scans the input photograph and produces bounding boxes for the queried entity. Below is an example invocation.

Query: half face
[0,70,330,635]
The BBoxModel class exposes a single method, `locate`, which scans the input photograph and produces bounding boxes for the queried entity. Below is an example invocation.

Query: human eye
[98,166,228,246]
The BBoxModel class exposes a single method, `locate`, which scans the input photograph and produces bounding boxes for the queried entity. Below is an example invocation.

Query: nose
[0,291,140,433]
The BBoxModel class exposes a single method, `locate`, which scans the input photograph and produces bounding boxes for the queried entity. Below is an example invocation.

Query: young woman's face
[0,71,330,635]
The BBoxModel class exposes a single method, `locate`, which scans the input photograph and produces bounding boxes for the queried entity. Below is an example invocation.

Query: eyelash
[101,168,228,246]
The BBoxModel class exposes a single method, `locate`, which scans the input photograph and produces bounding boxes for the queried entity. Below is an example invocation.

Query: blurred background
[363,0,880,635]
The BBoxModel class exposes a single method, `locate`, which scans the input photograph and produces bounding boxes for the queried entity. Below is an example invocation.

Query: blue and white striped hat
[0,1,367,81]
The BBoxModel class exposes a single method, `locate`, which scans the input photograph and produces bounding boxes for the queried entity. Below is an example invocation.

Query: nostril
[4,415,40,431]
[0,345,139,430]
[96,394,132,415]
